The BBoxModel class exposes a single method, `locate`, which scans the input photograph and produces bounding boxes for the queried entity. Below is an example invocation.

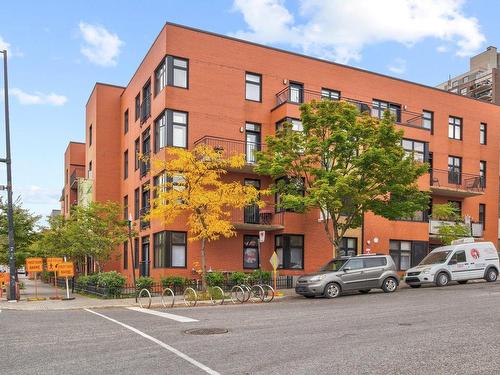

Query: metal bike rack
[250,285,265,303]
[138,288,152,309]
[261,284,275,303]
[161,287,175,308]
[209,286,225,305]
[183,287,198,307]
[240,284,251,302]
[230,285,245,304]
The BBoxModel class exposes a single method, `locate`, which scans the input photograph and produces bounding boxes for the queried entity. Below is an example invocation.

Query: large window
[448,156,462,184]
[154,110,188,152]
[339,237,358,257]
[276,118,303,132]
[372,99,401,122]
[448,116,462,140]
[245,72,261,102]
[480,160,486,188]
[124,109,129,134]
[480,123,487,145]
[155,56,188,94]
[153,231,187,268]
[422,110,433,131]
[402,139,427,163]
[141,81,151,123]
[123,150,128,179]
[134,138,140,170]
[141,128,151,176]
[275,234,304,269]
[389,240,411,271]
[243,235,259,269]
[123,241,128,270]
[321,88,340,100]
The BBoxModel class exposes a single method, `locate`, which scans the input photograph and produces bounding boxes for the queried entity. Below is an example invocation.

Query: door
[412,241,428,267]
[289,82,303,103]
[244,179,260,224]
[467,245,487,279]
[362,257,387,288]
[245,124,261,164]
[338,258,366,290]
[141,236,150,277]
[447,250,469,280]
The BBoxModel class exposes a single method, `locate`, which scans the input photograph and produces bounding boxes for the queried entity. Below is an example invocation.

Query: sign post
[57,259,75,300]
[269,252,278,292]
[258,231,265,269]
[47,257,63,300]
[26,257,44,301]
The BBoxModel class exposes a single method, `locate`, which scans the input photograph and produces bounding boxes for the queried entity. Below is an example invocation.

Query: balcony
[230,204,284,231]
[429,219,483,238]
[446,72,493,103]
[70,170,78,190]
[140,94,151,124]
[274,86,426,129]
[194,136,262,172]
[430,169,484,198]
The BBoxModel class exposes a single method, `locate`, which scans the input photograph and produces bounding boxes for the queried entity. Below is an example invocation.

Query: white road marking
[126,306,198,322]
[84,308,219,375]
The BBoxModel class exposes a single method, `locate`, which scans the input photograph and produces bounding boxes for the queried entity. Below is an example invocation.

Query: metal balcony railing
[430,168,484,193]
[275,86,425,129]
[194,136,262,164]
[230,204,284,228]
[70,170,79,190]
[429,219,483,238]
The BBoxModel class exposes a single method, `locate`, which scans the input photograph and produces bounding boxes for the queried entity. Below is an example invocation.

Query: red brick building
[61,23,500,280]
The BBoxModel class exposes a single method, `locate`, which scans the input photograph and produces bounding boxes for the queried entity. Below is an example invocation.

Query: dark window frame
[134,138,140,170]
[480,160,486,188]
[339,237,358,257]
[275,234,304,270]
[134,188,140,220]
[448,116,462,140]
[422,110,434,133]
[135,93,140,121]
[88,124,93,146]
[479,203,486,227]
[123,241,128,270]
[153,230,187,268]
[123,149,128,180]
[372,99,401,122]
[124,109,129,134]
[154,109,188,152]
[243,235,260,269]
[245,72,262,102]
[448,155,462,185]
[321,87,341,100]
[480,122,487,145]
[402,138,428,163]
[123,195,128,221]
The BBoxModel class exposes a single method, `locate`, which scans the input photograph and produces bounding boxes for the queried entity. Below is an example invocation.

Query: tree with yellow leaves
[148,145,264,291]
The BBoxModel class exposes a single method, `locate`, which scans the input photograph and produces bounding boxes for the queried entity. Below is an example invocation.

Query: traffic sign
[57,262,74,277]
[47,257,64,272]
[269,252,278,270]
[259,231,266,243]
[0,272,9,284]
[26,257,43,272]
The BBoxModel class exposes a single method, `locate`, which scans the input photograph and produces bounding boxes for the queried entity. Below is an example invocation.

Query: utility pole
[0,50,17,301]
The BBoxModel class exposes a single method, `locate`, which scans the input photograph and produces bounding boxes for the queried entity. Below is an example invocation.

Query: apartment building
[63,22,500,280]
[60,142,85,217]
[437,46,500,105]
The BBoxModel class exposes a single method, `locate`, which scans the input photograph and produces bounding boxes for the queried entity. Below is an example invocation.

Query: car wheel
[359,289,371,294]
[382,277,398,293]
[409,284,421,288]
[436,272,449,287]
[485,268,498,282]
[323,282,341,299]
[457,280,468,285]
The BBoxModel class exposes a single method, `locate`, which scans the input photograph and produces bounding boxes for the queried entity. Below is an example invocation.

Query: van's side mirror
[343,266,351,272]
[448,259,457,265]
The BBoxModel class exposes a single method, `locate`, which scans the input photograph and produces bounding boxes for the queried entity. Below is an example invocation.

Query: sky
[0,0,499,221]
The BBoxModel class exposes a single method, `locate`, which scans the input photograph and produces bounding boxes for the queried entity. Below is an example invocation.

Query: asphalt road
[2,281,500,375]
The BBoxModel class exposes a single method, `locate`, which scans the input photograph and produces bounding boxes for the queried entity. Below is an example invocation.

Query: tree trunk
[332,241,338,259]
[200,238,207,292]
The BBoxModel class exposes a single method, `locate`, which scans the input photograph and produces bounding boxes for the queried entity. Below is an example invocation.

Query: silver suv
[295,255,400,298]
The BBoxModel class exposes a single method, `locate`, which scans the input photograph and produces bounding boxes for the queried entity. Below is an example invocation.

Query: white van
[404,238,499,287]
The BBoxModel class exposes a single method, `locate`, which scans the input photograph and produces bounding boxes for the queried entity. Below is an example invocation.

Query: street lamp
[128,213,137,302]
[0,50,16,301]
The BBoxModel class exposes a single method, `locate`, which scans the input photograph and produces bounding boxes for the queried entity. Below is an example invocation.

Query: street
[2,281,500,375]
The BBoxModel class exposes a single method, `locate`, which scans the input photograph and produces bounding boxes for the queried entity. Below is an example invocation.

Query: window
[402,139,427,163]
[135,94,140,121]
[89,124,93,146]
[155,56,188,94]
[480,161,486,188]
[448,116,462,140]
[289,82,303,103]
[153,231,187,268]
[155,59,167,95]
[123,150,128,180]
[339,237,357,257]
[372,99,401,122]
[123,195,128,220]
[480,123,487,145]
[422,110,433,131]
[141,81,151,123]
[450,250,466,264]
[88,161,92,179]
[321,88,340,100]
[345,258,364,270]
[389,240,411,271]
[154,110,188,152]
[275,234,304,269]
[134,138,140,170]
[460,88,467,95]
[141,128,151,176]
[134,188,140,220]
[245,123,261,164]
[245,72,261,102]
[275,176,305,213]
[141,184,150,214]
[364,257,387,268]
[243,235,259,269]
[479,204,486,227]
[276,118,303,132]
[124,110,129,134]
[448,156,462,184]
[123,241,128,270]
[134,238,139,269]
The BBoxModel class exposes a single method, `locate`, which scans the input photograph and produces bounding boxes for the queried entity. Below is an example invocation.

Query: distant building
[437,46,500,104]
[49,209,61,217]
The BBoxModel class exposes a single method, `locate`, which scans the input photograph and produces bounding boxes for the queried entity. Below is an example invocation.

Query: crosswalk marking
[126,306,199,322]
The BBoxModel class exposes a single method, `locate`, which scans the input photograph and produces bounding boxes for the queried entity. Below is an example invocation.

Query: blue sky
[0,0,498,220]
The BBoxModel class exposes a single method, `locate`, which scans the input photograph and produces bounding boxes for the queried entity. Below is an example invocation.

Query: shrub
[161,276,187,289]
[136,276,155,291]
[96,271,126,297]
[77,275,91,286]
[206,271,224,287]
[248,269,271,284]
[88,273,100,285]
[229,272,248,285]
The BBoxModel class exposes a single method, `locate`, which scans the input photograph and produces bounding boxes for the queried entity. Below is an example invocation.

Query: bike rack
[261,284,275,303]
[138,288,152,309]
[209,286,225,305]
[230,285,245,304]
[183,287,198,307]
[240,284,251,302]
[161,287,175,308]
[250,285,265,303]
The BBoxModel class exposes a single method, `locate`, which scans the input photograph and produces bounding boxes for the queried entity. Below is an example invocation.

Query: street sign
[57,262,74,277]
[259,230,266,243]
[26,257,43,272]
[269,252,278,270]
[0,272,9,284]
[47,257,64,272]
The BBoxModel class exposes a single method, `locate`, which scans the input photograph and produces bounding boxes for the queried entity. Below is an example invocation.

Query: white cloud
[387,58,407,74]
[0,36,10,52]
[78,22,123,67]
[231,0,485,63]
[10,88,67,106]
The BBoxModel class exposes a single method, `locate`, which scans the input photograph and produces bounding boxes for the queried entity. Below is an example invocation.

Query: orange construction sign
[57,262,74,277]
[0,272,9,284]
[47,257,64,272]
[26,257,43,272]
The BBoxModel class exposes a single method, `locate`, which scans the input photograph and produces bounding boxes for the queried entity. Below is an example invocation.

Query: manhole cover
[184,328,229,335]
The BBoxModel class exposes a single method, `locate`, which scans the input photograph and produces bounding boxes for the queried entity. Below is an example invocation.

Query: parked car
[404,238,499,288]
[295,254,400,299]
[17,266,26,275]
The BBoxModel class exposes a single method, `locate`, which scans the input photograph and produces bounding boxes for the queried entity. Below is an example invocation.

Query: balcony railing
[140,94,151,124]
[194,136,262,165]
[140,155,150,177]
[275,86,425,129]
[70,170,79,190]
[430,168,484,195]
[429,219,483,238]
[445,72,493,102]
[230,204,284,230]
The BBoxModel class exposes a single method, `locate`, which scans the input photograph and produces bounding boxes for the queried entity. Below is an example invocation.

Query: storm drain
[184,328,229,335]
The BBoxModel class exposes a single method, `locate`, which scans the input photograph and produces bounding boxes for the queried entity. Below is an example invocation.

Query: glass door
[244,179,260,224]
[140,236,150,277]
[245,123,261,164]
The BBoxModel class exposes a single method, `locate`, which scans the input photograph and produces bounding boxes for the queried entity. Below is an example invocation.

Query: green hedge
[136,276,155,290]
[207,271,224,287]
[161,276,187,289]
[77,271,126,297]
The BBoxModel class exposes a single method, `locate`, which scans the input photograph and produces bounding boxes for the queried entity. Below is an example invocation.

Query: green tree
[432,203,471,245]
[256,99,429,257]
[0,197,41,266]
